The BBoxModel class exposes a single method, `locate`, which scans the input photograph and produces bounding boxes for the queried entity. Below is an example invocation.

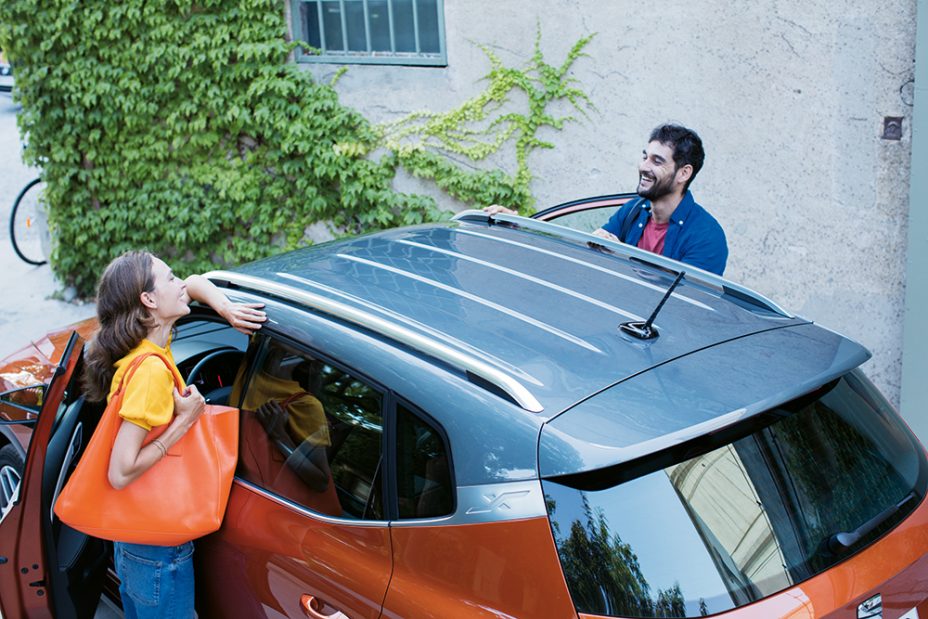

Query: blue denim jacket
[602,191,728,276]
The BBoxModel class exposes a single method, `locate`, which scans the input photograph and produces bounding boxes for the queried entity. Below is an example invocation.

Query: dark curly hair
[649,124,705,192]
[81,251,156,402]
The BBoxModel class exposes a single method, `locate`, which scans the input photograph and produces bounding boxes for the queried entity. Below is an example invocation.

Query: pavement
[0,93,95,360]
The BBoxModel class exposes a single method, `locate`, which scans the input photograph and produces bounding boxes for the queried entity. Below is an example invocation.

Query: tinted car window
[543,371,928,618]
[539,204,617,234]
[236,337,384,520]
[396,404,453,519]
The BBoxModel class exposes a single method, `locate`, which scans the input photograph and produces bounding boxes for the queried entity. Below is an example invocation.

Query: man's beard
[637,171,676,200]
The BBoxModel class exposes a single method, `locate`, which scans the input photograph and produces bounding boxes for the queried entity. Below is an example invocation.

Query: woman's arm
[185,274,267,335]
[107,385,205,490]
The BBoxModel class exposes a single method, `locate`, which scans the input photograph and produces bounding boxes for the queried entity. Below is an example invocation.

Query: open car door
[0,332,110,619]
[531,192,636,232]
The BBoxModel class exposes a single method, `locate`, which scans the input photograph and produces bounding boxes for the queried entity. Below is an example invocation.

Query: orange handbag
[54,352,238,546]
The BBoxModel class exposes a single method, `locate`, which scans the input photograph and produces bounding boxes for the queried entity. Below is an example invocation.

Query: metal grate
[294,0,447,66]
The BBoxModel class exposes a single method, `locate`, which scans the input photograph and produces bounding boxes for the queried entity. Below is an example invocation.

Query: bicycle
[9,177,49,266]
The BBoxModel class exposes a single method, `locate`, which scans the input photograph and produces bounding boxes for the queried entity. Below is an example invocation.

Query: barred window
[293,0,446,66]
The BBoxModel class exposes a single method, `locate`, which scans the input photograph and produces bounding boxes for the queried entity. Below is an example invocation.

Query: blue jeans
[113,541,195,619]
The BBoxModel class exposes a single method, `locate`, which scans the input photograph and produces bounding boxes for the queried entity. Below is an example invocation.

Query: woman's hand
[257,400,290,442]
[219,301,267,335]
[184,274,267,335]
[173,385,206,429]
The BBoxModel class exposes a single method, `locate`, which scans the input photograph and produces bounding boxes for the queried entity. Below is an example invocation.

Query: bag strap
[618,197,646,243]
[114,352,183,397]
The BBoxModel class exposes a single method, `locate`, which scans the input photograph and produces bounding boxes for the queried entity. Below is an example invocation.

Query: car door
[0,332,110,619]
[530,192,636,233]
[196,333,393,619]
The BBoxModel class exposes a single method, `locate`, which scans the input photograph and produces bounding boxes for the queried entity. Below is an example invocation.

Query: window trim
[290,0,448,67]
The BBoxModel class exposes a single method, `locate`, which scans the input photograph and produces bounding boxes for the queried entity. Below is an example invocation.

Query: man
[592,124,728,275]
[485,123,728,275]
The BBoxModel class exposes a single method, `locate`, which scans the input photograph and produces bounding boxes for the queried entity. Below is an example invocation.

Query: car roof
[211,214,828,421]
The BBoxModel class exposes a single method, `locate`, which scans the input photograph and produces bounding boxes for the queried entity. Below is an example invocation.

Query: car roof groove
[334,252,603,354]
[453,210,790,317]
[452,228,715,312]
[276,271,544,387]
[394,238,646,321]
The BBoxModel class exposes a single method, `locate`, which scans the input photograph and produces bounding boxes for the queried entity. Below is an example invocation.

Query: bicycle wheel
[9,178,49,266]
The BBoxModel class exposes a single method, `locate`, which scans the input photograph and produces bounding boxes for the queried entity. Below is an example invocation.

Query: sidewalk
[0,94,95,359]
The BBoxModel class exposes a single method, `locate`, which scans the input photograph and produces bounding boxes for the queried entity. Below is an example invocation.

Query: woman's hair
[82,251,156,402]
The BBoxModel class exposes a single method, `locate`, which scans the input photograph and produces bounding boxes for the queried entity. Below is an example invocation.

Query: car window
[542,371,928,618]
[395,403,453,519]
[235,337,385,520]
[0,385,44,423]
[536,204,618,234]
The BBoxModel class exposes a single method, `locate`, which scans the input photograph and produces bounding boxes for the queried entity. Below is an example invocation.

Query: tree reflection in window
[549,494,694,617]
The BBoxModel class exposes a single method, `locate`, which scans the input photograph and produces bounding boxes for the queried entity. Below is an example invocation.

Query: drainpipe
[901,0,928,441]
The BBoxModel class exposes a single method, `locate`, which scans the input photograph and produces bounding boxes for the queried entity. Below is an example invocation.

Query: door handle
[300,594,350,619]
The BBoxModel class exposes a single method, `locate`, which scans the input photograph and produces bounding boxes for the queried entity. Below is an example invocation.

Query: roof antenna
[619,271,685,340]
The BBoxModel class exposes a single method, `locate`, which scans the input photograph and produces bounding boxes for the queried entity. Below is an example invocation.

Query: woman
[81,250,266,619]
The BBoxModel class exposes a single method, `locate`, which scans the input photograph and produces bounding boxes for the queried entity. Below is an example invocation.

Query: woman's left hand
[221,302,267,335]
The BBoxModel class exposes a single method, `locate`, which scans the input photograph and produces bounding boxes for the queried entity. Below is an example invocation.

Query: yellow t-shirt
[240,371,330,446]
[108,338,185,432]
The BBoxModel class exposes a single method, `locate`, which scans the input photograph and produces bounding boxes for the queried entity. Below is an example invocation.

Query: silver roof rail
[453,210,792,318]
[205,270,545,413]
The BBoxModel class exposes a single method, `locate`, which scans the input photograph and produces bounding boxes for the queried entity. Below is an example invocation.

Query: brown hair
[81,251,156,402]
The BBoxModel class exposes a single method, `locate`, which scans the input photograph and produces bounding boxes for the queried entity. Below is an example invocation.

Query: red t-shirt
[637,219,669,255]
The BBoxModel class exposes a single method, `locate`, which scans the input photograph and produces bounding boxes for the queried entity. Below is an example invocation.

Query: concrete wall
[296,0,917,406]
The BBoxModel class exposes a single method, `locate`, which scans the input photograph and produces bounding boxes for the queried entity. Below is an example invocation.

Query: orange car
[1,205,926,618]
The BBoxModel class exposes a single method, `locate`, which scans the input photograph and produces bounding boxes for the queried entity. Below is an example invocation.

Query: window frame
[290,0,448,66]
[387,398,456,521]
[234,330,392,522]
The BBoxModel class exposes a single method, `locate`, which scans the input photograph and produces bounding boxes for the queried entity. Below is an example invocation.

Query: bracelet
[151,438,167,458]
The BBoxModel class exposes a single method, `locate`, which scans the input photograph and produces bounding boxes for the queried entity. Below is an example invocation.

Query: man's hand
[484,204,518,216]
[592,228,620,243]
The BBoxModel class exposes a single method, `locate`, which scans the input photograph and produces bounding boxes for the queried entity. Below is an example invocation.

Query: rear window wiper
[827,492,916,553]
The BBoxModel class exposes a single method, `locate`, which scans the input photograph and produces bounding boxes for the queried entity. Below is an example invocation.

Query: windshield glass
[543,370,927,618]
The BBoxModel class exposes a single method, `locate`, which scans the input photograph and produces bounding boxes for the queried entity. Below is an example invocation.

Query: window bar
[338,0,349,52]
[316,0,328,53]
[411,0,420,53]
[362,0,372,52]
[386,0,396,52]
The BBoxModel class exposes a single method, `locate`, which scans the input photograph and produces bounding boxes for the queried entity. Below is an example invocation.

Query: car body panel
[0,319,98,458]
[383,517,577,618]
[0,318,96,394]
[540,322,871,476]
[196,480,392,619]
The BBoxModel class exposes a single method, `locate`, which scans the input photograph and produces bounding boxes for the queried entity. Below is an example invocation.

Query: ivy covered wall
[0,0,591,297]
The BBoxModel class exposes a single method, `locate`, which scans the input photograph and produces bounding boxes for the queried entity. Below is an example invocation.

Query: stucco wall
[296,0,917,406]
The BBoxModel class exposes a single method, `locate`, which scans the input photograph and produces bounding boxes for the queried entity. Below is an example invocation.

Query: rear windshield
[542,370,927,618]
